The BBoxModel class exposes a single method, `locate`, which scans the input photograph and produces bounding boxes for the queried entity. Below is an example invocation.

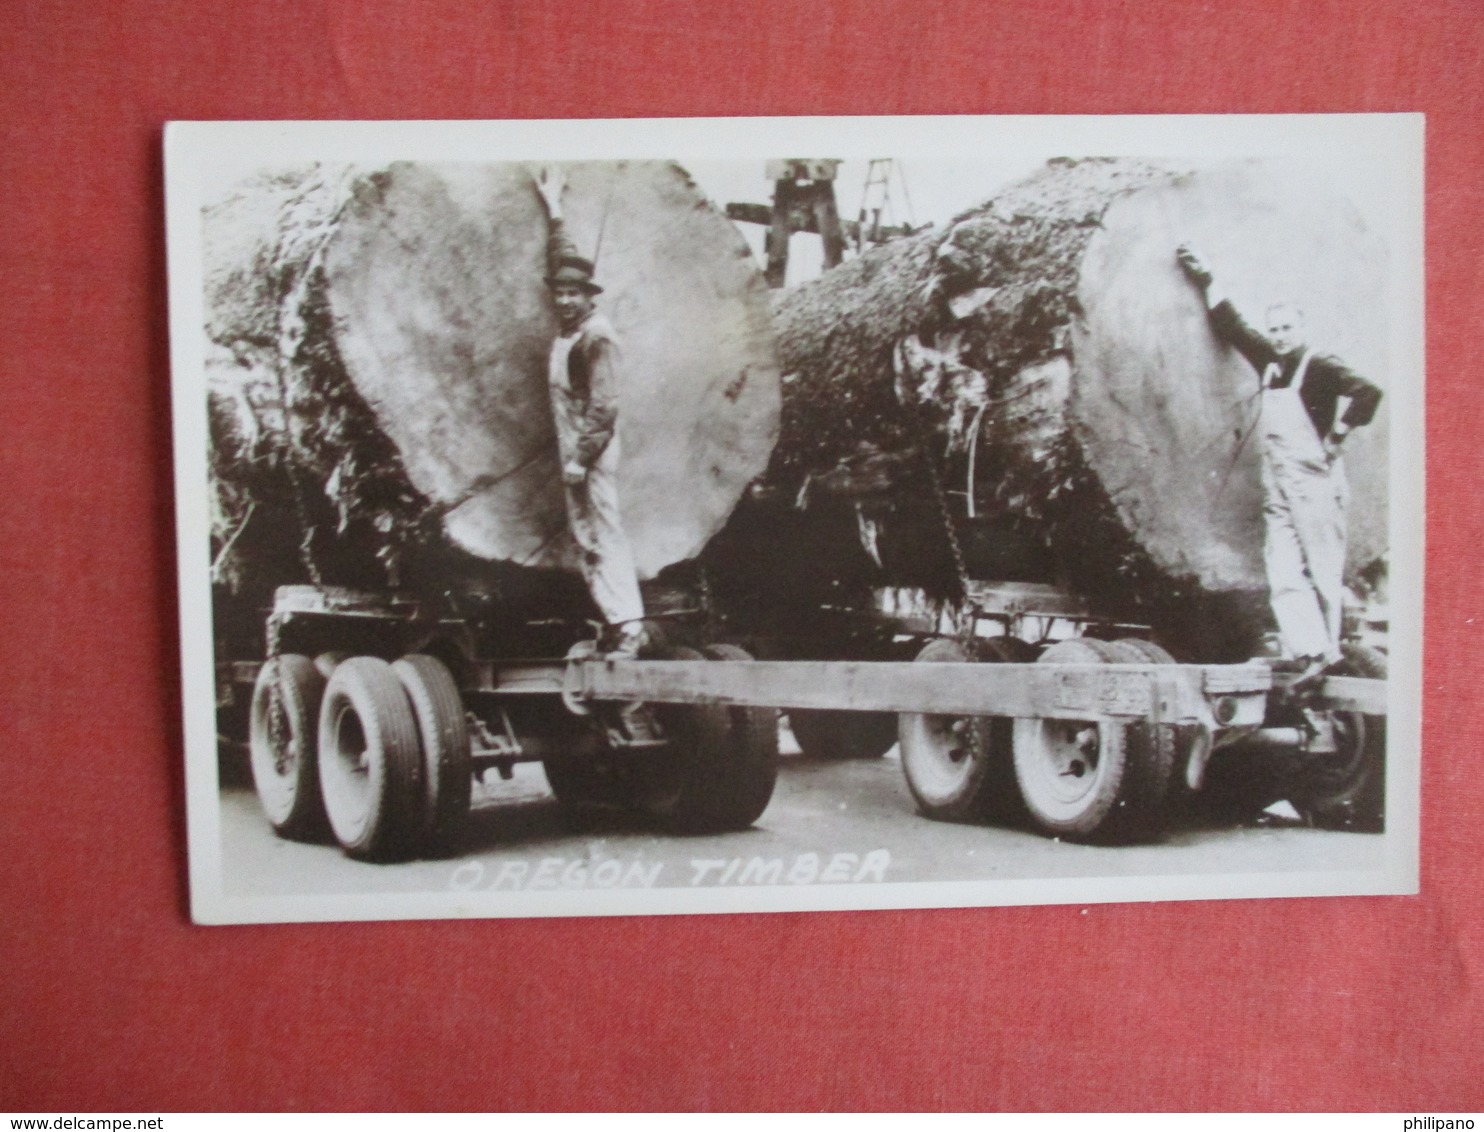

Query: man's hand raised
[534,165,566,219]
[1176,244,1213,289]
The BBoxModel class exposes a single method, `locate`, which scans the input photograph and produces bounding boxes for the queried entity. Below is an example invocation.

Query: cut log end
[205,160,782,593]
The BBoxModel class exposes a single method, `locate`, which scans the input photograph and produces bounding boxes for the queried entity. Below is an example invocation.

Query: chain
[266,405,324,587]
[293,503,324,587]
[896,338,1003,777]
[698,564,718,643]
[896,341,975,610]
[912,404,977,653]
[275,427,323,587]
[898,341,987,762]
[923,445,973,604]
[267,263,325,589]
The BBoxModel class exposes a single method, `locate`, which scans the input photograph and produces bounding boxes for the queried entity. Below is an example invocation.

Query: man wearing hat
[535,166,647,657]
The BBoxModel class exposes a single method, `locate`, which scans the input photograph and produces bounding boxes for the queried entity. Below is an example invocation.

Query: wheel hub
[1028,719,1106,802]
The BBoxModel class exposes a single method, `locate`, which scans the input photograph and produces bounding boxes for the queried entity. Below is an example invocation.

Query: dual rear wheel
[1010,638,1176,842]
[898,637,1032,822]
[250,642,780,852]
[248,652,471,860]
[898,635,1178,842]
[543,643,780,834]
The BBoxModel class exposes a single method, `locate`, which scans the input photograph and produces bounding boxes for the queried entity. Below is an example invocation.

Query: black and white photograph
[166,115,1423,924]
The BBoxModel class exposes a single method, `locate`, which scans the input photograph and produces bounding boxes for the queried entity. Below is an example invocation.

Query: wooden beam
[726,201,918,244]
[572,659,1276,724]
[1305,675,1389,716]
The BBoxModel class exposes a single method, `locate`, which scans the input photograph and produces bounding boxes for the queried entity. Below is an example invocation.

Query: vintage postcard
[166,115,1423,924]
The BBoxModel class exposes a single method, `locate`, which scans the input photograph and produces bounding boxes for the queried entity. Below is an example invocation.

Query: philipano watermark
[1403,1120,1475,1131]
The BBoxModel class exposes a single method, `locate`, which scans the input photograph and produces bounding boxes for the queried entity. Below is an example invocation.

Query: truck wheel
[789,639,917,759]
[637,644,779,833]
[248,654,328,840]
[1012,638,1168,842]
[318,656,424,860]
[1290,643,1387,832]
[1194,746,1293,826]
[899,639,1005,821]
[543,755,628,810]
[789,709,898,760]
[701,643,781,823]
[313,651,349,679]
[1108,637,1182,818]
[974,636,1037,823]
[393,655,472,855]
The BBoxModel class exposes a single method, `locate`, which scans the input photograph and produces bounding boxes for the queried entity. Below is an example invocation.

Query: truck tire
[1012,638,1168,842]
[1290,642,1387,832]
[393,655,472,855]
[974,636,1038,824]
[248,654,328,840]
[636,644,779,833]
[1113,638,1178,666]
[1194,746,1293,827]
[899,638,1007,822]
[543,755,628,814]
[313,651,350,679]
[1107,637,1182,826]
[787,639,918,759]
[318,656,424,860]
[788,709,898,760]
[701,643,782,823]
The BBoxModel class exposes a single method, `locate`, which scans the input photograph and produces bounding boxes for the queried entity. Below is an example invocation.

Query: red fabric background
[2,0,1481,1112]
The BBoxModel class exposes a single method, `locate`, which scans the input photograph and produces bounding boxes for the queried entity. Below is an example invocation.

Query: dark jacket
[549,220,620,468]
[1208,299,1383,438]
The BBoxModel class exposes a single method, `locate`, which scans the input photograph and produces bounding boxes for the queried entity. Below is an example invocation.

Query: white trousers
[1260,383,1347,662]
[561,437,646,627]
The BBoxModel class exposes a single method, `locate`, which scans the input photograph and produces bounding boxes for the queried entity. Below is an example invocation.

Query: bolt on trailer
[225,578,1387,861]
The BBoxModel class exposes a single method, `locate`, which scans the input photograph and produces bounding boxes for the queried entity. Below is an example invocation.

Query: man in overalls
[534,167,648,657]
[1177,245,1382,682]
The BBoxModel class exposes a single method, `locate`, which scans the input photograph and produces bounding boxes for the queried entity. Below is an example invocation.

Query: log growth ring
[1071,161,1390,592]
[321,161,781,579]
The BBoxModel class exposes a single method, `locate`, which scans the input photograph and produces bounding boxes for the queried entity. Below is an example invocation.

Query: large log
[745,158,1389,659]
[204,160,780,605]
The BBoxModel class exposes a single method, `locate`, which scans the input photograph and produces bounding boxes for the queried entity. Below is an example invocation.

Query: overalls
[548,322,645,630]
[1259,351,1347,663]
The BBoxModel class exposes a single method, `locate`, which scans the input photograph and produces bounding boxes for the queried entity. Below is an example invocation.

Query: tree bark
[204,160,780,601]
[751,158,1390,659]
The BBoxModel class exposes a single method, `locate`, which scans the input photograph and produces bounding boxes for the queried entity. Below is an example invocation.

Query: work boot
[1254,633,1285,661]
[1261,651,1320,675]
[1289,654,1334,691]
[608,620,649,659]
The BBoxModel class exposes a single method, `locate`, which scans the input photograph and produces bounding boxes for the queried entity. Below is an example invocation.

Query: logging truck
[223,575,1385,860]
[207,156,1390,859]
